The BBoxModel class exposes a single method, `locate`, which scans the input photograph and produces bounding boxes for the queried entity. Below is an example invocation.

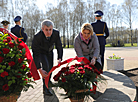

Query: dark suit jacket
[32,29,63,69]
[91,20,109,45]
[11,25,28,42]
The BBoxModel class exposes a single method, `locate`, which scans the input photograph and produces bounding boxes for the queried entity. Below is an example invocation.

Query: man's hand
[58,59,61,64]
[38,68,48,79]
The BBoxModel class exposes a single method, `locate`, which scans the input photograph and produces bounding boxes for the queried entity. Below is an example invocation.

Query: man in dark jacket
[11,16,28,43]
[32,19,63,96]
[91,10,109,70]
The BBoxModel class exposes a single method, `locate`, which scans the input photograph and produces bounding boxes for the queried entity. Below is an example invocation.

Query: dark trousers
[40,52,53,90]
[100,45,105,70]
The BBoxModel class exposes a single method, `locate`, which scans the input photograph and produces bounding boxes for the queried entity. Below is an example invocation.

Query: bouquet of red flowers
[0,33,35,97]
[51,57,103,100]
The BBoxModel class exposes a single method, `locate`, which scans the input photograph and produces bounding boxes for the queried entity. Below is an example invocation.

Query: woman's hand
[90,57,96,65]
[38,68,48,79]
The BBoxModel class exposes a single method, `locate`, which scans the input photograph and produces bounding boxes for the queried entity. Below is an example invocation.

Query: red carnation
[0,56,4,63]
[27,72,32,78]
[69,66,75,70]
[6,36,12,42]
[56,71,62,77]
[18,44,24,50]
[69,69,75,74]
[2,48,10,54]
[0,71,8,77]
[53,75,59,81]
[62,78,66,82]
[2,84,9,91]
[9,42,15,48]
[80,70,85,75]
[21,65,26,69]
[78,67,83,70]
[18,58,24,63]
[8,61,15,66]
[64,71,70,75]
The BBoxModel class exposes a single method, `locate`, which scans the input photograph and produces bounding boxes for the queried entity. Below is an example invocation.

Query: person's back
[91,10,109,70]
[11,16,28,43]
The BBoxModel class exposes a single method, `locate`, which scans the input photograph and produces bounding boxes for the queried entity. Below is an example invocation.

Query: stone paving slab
[96,70,137,102]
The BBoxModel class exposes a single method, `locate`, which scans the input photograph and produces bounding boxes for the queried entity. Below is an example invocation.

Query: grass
[105,43,137,47]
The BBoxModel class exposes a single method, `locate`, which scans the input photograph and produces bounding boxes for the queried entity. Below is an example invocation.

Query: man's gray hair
[41,19,54,28]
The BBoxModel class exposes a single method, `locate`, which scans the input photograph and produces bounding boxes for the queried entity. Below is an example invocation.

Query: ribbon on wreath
[45,56,91,88]
[0,28,40,80]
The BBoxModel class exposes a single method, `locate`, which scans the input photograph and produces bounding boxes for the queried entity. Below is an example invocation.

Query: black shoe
[43,89,53,96]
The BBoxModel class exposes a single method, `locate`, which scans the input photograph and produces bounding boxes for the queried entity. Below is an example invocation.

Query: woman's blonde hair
[81,23,93,35]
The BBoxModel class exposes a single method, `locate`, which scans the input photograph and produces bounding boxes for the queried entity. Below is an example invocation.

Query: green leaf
[22,48,26,55]
[0,69,4,73]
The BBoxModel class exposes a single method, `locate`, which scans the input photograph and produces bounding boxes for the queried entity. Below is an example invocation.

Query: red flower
[0,52,1,54]
[16,72,22,78]
[2,48,10,54]
[25,79,28,84]
[62,78,66,82]
[80,70,85,75]
[18,58,24,63]
[6,36,12,42]
[27,72,32,78]
[69,66,75,70]
[18,44,24,50]
[69,69,75,74]
[2,84,9,91]
[21,65,26,69]
[53,75,59,81]
[60,67,67,72]
[56,71,62,77]
[78,67,83,70]
[9,42,15,48]
[64,71,70,75]
[0,56,4,63]
[0,71,8,77]
[3,39,8,43]
[8,61,15,66]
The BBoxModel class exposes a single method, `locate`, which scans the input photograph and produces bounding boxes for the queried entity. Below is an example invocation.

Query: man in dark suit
[91,10,109,70]
[32,19,63,96]
[11,16,28,43]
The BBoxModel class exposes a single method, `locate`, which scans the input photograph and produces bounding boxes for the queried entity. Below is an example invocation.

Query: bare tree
[121,0,138,46]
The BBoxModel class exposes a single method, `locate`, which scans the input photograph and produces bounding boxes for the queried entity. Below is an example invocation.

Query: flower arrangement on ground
[108,53,121,59]
[0,33,35,98]
[52,58,104,101]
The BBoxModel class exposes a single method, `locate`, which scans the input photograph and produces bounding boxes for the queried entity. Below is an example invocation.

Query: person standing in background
[11,16,28,43]
[1,20,10,29]
[91,10,109,70]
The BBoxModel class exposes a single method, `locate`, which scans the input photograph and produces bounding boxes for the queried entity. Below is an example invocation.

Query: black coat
[32,29,63,69]
[11,25,28,42]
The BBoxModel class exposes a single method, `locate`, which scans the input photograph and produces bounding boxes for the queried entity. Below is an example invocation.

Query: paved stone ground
[17,47,138,102]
